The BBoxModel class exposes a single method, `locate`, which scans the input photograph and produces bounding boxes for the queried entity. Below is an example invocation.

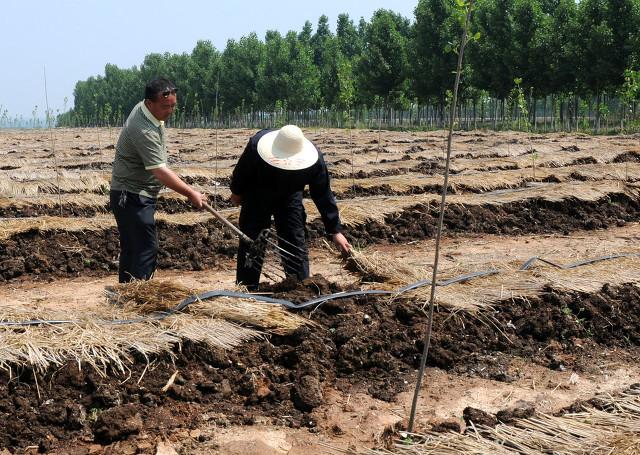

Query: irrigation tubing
[1,253,638,328]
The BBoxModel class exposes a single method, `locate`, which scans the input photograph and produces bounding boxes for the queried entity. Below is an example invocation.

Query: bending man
[230,124,351,290]
[110,78,205,283]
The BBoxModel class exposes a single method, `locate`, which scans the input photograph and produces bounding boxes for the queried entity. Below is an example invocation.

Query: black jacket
[230,129,342,234]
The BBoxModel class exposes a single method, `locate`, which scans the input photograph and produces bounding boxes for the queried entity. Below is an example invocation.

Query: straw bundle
[110,279,311,334]
[0,302,261,374]
[189,297,313,335]
[347,249,429,289]
[0,316,258,375]
[111,279,196,312]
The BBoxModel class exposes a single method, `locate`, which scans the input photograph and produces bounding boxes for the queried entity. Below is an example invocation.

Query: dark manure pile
[2,192,639,281]
[1,276,639,452]
[0,203,108,218]
[323,192,640,245]
[0,220,237,281]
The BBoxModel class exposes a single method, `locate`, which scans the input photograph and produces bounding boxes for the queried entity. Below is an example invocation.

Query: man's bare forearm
[151,167,204,208]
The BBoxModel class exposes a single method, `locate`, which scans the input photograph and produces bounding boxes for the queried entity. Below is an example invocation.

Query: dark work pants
[110,190,158,283]
[236,192,309,290]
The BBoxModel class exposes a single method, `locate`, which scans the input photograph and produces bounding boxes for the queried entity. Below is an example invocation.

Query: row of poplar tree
[58,0,640,128]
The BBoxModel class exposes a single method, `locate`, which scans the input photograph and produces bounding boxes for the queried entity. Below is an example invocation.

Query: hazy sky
[1,0,418,119]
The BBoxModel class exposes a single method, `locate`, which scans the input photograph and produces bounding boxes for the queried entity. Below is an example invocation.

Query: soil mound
[1,278,639,452]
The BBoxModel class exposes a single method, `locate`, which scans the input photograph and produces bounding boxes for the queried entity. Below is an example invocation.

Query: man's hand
[151,167,205,209]
[188,190,206,209]
[230,193,243,206]
[332,232,352,255]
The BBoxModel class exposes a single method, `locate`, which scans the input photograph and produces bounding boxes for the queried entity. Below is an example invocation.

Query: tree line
[57,0,640,132]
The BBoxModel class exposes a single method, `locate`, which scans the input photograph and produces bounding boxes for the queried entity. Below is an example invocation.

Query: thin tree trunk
[596,91,601,134]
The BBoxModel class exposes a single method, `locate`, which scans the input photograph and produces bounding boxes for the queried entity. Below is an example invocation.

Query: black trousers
[236,192,309,290]
[110,190,158,283]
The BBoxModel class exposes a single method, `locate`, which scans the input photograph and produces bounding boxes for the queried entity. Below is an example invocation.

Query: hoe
[202,202,304,280]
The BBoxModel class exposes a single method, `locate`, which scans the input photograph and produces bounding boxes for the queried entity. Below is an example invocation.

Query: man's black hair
[144,78,177,100]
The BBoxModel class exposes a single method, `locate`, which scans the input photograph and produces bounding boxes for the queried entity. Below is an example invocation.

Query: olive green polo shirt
[111,101,167,198]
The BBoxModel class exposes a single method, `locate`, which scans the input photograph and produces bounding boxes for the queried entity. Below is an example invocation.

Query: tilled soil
[2,194,639,281]
[1,276,639,452]
[2,129,640,453]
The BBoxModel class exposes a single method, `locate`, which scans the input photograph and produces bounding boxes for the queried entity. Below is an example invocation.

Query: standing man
[230,124,351,290]
[110,78,205,283]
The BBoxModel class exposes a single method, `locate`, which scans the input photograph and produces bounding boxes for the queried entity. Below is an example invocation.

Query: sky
[1,0,418,120]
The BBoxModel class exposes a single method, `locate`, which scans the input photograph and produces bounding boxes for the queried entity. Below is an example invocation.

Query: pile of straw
[110,279,311,335]
[347,249,429,289]
[0,315,258,375]
[111,279,195,312]
[0,279,310,373]
[345,249,640,313]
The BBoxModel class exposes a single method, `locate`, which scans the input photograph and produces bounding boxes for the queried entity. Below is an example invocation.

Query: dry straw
[3,162,636,214]
[346,250,640,313]
[0,315,257,376]
[111,279,196,312]
[110,279,311,335]
[0,193,109,212]
[330,163,640,195]
[0,279,309,373]
[327,140,636,179]
[0,170,110,197]
[333,391,640,454]
[331,181,638,227]
[347,249,429,289]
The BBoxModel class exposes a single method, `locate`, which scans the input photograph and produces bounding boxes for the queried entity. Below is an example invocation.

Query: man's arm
[230,137,261,207]
[151,167,205,209]
[308,154,352,255]
[230,193,243,206]
[230,140,255,198]
[331,232,352,255]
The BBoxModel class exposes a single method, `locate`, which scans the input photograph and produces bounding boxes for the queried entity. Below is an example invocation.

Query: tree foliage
[60,0,640,126]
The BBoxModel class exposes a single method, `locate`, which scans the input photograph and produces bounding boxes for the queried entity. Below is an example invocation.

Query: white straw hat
[257,125,319,170]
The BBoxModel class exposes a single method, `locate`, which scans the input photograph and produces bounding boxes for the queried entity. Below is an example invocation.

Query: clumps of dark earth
[1,275,639,452]
[2,193,640,281]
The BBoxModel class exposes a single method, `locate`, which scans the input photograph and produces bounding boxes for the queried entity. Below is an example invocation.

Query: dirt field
[1,127,639,454]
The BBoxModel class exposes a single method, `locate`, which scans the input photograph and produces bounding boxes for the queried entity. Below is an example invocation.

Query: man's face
[147,90,177,121]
